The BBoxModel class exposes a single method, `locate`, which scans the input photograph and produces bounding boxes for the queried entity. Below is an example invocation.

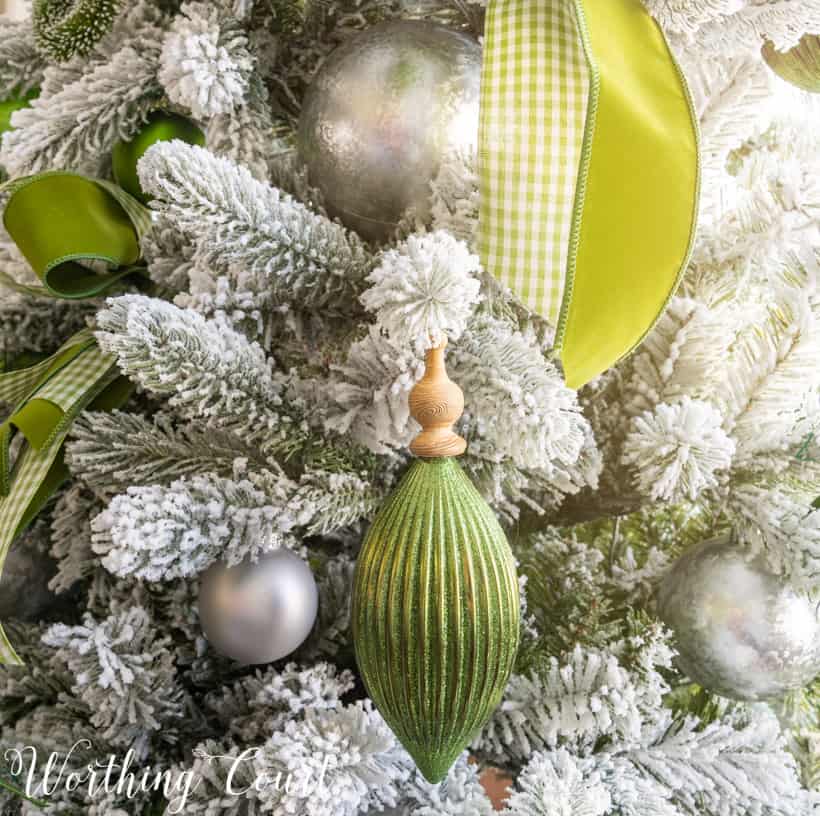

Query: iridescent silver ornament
[657,535,820,701]
[198,549,318,665]
[297,20,481,242]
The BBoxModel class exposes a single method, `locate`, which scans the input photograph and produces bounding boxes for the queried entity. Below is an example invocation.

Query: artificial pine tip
[33,0,123,62]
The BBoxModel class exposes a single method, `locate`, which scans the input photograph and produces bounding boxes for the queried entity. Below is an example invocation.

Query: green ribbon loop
[0,329,94,406]
[0,169,147,664]
[2,172,152,299]
[0,341,89,495]
[0,331,95,496]
[0,341,132,666]
[479,0,699,389]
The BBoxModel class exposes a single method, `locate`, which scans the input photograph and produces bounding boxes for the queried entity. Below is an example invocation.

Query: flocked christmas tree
[0,0,818,814]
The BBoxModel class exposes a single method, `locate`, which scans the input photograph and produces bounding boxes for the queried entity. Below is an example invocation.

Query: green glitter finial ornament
[352,340,520,783]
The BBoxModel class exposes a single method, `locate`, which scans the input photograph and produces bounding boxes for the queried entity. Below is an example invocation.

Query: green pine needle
[0,773,47,810]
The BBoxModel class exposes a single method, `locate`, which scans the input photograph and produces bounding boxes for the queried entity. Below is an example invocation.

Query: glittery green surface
[352,457,520,783]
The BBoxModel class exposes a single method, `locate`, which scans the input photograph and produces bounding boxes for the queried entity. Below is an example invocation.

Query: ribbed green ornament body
[352,341,519,783]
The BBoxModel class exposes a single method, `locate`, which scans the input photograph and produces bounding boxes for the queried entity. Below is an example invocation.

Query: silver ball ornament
[297,20,481,242]
[198,549,318,665]
[658,535,820,700]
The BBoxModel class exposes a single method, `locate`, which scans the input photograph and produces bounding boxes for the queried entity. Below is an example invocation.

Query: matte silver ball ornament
[198,549,318,665]
[657,535,820,701]
[297,20,481,242]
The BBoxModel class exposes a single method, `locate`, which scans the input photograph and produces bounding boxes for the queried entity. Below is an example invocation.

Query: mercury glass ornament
[657,535,820,701]
[198,549,318,665]
[297,20,481,242]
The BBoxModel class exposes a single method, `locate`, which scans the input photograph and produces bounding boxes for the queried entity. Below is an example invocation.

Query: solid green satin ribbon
[2,172,152,299]
[557,0,699,388]
[479,0,699,389]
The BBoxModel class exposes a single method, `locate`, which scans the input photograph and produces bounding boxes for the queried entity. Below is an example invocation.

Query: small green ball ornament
[762,35,820,93]
[0,89,39,138]
[352,342,520,783]
[112,111,205,203]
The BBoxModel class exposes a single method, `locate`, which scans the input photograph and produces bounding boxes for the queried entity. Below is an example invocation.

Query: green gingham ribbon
[479,1,589,328]
[0,339,131,665]
[479,0,700,388]
[0,330,95,496]
[2,171,151,299]
[0,171,147,664]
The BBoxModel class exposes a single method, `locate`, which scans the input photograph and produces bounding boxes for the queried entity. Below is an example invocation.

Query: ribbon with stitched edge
[0,337,133,665]
[2,171,151,298]
[478,0,700,389]
[0,170,147,664]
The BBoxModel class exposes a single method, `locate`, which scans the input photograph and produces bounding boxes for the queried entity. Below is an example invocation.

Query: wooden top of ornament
[409,338,467,459]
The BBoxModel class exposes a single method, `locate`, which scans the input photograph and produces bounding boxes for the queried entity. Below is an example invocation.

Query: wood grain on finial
[409,338,467,458]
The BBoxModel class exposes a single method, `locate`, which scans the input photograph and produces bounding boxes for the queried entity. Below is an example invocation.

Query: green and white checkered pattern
[0,433,66,664]
[0,330,96,493]
[0,344,117,665]
[34,343,115,418]
[0,329,93,407]
[478,0,589,325]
